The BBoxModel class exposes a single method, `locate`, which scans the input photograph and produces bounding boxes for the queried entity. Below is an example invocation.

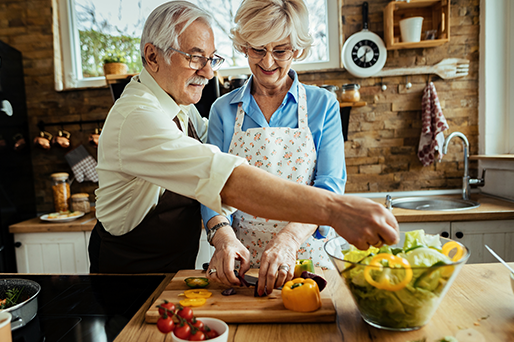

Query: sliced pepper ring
[179,298,207,307]
[184,277,209,288]
[364,254,413,291]
[441,241,464,262]
[183,289,212,299]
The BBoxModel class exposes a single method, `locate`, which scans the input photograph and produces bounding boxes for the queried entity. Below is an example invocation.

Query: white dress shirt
[95,68,246,236]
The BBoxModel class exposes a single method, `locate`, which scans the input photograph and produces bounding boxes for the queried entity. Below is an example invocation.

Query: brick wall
[0,0,479,213]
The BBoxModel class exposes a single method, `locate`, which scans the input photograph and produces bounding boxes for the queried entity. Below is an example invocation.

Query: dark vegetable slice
[300,271,328,292]
[233,270,252,287]
[222,288,237,296]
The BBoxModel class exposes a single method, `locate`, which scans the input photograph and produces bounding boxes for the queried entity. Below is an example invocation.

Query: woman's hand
[256,222,317,296]
[207,224,251,287]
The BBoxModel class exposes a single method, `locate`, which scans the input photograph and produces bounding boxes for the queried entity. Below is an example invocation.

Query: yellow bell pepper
[179,298,207,307]
[441,241,464,262]
[364,254,413,291]
[281,278,321,312]
[294,259,315,278]
[183,289,212,299]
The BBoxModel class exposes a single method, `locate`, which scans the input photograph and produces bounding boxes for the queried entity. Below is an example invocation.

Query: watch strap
[207,221,231,245]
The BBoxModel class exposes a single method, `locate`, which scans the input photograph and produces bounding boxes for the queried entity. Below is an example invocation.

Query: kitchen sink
[391,196,480,211]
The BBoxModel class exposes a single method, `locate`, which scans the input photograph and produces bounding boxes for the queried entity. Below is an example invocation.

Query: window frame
[56,0,342,90]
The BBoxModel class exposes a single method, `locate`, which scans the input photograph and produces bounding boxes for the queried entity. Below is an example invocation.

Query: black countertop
[1,274,166,342]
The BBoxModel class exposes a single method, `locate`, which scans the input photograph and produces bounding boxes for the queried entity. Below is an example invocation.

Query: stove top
[2,274,165,342]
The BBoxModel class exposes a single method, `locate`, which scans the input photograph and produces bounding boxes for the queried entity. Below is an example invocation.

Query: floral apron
[228,84,335,269]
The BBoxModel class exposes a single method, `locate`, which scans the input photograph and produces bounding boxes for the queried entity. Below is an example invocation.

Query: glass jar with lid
[50,172,70,212]
[71,193,91,213]
[340,84,361,102]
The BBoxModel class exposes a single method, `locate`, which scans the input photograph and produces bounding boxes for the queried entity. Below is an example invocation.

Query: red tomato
[158,301,176,316]
[156,315,175,334]
[188,330,206,341]
[205,329,219,339]
[177,306,194,322]
[174,323,191,340]
[191,318,204,331]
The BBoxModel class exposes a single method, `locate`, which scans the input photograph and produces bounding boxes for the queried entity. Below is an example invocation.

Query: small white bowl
[172,317,228,342]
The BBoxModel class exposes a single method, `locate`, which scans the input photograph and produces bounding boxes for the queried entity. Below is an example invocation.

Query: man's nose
[197,61,214,80]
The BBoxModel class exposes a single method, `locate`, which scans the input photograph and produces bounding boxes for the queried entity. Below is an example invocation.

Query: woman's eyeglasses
[246,46,295,61]
[167,47,225,71]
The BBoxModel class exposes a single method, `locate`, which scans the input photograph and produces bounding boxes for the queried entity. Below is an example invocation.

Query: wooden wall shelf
[340,101,367,108]
[384,0,450,50]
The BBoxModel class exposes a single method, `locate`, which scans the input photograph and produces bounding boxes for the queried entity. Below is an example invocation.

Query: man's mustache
[187,75,209,86]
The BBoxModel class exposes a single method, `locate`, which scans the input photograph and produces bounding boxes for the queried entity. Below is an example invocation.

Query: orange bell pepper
[179,298,207,307]
[183,289,212,299]
[364,254,413,291]
[281,278,321,312]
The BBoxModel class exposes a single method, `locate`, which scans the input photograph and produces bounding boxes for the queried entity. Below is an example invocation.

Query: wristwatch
[207,221,231,246]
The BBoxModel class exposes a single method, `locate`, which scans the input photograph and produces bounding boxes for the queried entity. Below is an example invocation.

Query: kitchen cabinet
[399,220,514,264]
[14,232,90,273]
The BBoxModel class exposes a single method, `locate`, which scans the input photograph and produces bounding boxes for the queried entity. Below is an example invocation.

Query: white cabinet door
[451,220,514,264]
[14,232,89,274]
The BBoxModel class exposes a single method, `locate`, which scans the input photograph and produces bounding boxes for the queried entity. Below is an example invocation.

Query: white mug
[0,311,12,342]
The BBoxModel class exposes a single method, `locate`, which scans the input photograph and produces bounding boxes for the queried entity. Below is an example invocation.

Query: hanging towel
[65,144,99,183]
[417,82,449,166]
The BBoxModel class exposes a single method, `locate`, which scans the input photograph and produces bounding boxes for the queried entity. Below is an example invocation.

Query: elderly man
[89,1,399,286]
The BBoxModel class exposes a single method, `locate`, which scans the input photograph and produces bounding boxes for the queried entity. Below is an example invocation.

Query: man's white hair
[140,1,212,65]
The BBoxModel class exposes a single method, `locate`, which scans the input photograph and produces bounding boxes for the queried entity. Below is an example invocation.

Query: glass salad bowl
[325,230,470,331]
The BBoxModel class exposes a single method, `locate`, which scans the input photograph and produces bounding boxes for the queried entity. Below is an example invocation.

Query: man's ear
[144,43,159,72]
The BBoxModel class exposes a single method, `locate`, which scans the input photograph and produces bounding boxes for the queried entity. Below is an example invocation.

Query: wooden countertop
[9,194,514,234]
[116,262,514,342]
[371,193,514,223]
[9,211,97,234]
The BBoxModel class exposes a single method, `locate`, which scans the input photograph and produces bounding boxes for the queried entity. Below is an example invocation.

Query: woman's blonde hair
[230,0,313,61]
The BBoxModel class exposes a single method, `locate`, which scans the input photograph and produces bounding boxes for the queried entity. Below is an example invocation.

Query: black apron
[89,117,203,273]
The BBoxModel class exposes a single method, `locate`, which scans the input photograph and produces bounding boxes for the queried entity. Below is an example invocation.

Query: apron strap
[233,103,245,133]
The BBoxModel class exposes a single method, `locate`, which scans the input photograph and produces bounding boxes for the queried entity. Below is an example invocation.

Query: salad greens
[341,230,466,329]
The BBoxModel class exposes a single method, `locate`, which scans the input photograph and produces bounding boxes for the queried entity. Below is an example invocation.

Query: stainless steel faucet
[442,132,485,200]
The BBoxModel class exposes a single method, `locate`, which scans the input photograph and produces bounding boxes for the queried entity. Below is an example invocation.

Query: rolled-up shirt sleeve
[118,107,246,215]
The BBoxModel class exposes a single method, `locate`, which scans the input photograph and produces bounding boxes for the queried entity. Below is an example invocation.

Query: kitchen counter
[371,193,514,223]
[116,262,514,342]
[9,193,514,234]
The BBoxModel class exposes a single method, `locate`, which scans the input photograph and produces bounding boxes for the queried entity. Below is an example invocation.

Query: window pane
[72,0,332,78]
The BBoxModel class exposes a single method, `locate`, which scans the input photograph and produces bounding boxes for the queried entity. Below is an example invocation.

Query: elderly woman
[201,0,346,295]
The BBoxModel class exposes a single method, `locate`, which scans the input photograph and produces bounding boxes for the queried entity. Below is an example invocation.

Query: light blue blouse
[201,70,346,238]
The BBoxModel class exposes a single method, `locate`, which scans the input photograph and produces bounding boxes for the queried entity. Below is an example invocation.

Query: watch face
[351,39,380,68]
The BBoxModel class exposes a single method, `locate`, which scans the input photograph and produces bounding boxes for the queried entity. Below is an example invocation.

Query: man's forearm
[220,164,335,227]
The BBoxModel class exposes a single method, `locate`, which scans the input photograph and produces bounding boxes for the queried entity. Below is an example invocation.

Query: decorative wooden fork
[374,58,470,79]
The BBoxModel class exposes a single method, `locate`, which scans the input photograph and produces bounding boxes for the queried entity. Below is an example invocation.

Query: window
[56,0,340,90]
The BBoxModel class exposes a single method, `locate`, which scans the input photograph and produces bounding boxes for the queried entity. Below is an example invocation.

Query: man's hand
[329,196,399,250]
[206,225,250,287]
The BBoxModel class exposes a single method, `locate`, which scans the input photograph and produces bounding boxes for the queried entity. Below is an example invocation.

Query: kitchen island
[115,262,514,342]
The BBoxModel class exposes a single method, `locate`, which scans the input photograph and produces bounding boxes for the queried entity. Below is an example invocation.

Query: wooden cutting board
[145,268,336,323]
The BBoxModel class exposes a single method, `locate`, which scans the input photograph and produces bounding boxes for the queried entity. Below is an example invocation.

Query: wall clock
[341,2,387,78]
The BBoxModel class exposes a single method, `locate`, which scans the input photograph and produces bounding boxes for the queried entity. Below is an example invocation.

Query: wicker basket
[103,62,128,75]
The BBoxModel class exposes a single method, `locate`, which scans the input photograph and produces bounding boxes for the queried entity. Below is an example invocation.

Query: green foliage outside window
[79,29,142,77]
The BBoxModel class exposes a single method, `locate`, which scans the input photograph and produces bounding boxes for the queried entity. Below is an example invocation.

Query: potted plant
[103,52,128,75]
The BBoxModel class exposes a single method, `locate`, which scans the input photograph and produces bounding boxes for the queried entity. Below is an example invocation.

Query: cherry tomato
[177,306,194,322]
[174,323,191,340]
[156,315,175,334]
[158,301,176,316]
[205,329,219,339]
[190,318,203,331]
[188,330,206,341]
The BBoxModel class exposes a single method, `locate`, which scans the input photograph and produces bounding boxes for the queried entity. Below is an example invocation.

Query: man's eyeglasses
[167,47,225,71]
[246,46,295,61]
